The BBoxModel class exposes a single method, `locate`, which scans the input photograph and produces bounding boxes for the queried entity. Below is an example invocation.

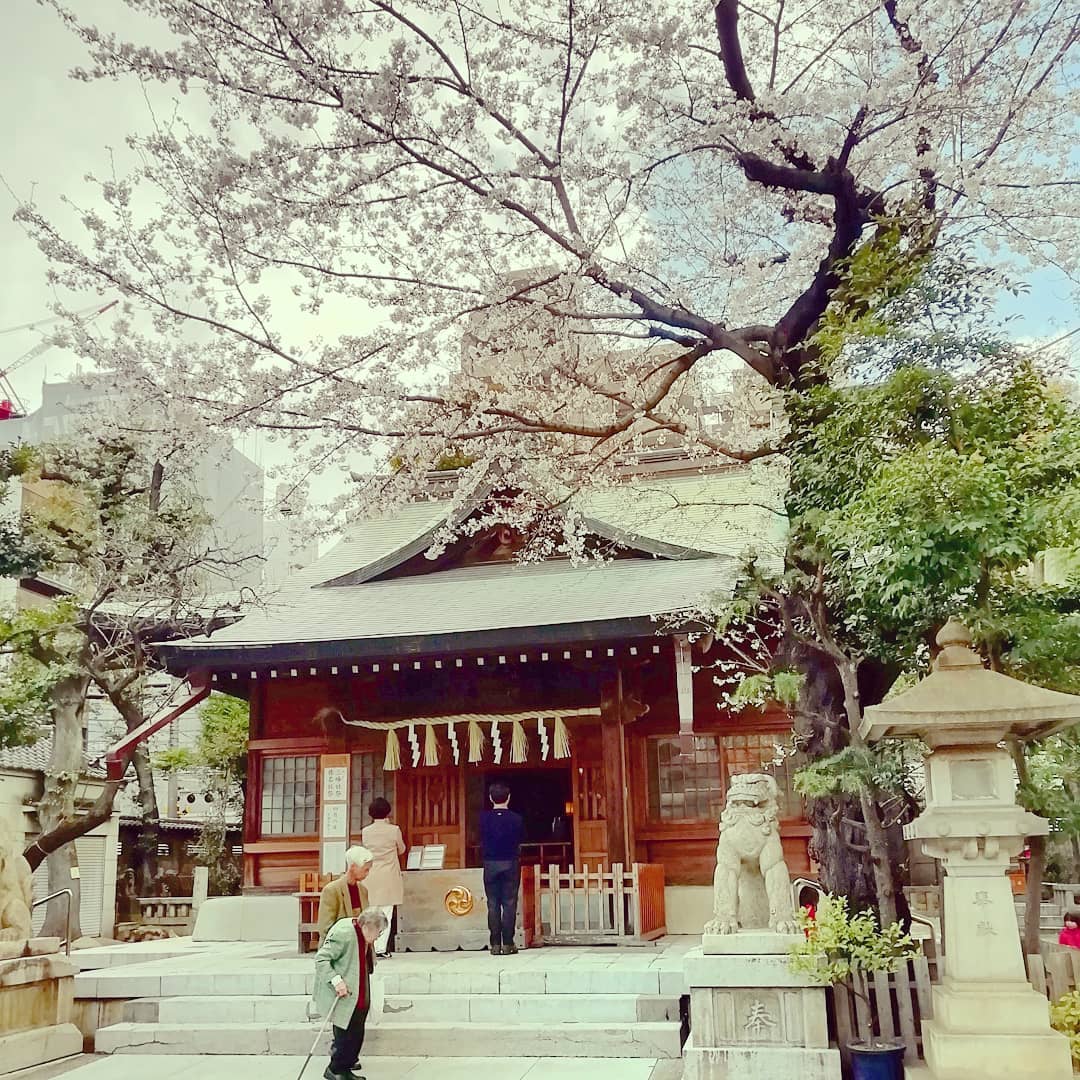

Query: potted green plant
[789,894,920,1080]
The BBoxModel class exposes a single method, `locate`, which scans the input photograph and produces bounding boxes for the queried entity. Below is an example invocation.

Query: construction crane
[0,299,119,420]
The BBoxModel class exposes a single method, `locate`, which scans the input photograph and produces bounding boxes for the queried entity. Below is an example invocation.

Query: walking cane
[296,995,339,1080]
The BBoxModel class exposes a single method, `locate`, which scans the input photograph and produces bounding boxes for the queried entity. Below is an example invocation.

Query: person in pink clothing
[1059,911,1080,949]
[360,798,406,958]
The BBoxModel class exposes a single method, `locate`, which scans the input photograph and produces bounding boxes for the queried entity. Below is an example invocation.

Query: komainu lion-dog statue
[0,814,34,947]
[704,773,800,935]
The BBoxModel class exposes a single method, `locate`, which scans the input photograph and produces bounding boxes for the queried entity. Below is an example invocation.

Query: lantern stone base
[682,938,841,1080]
[921,980,1072,1080]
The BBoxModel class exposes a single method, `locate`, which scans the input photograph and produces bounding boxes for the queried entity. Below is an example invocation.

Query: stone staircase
[1015,900,1064,932]
[80,943,687,1059]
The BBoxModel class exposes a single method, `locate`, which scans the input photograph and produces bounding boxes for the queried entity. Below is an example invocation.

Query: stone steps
[84,939,692,1060]
[94,1019,684,1058]
[123,992,679,1026]
[77,963,684,1000]
[1014,901,1064,930]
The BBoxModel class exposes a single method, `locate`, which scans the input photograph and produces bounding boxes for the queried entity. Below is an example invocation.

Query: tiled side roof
[161,468,786,666]
[165,556,737,654]
[0,732,106,778]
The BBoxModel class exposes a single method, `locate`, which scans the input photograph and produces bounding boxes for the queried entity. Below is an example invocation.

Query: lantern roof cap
[859,618,1080,747]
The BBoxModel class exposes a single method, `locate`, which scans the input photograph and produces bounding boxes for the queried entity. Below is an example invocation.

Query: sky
[2,2,1077,506]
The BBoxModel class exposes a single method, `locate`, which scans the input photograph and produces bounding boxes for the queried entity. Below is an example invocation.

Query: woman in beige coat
[360,798,405,957]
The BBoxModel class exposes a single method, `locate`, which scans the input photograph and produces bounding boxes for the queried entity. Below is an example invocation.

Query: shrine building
[157,461,811,940]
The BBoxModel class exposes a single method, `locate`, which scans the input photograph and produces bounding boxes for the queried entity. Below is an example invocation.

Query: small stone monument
[683,773,841,1080]
[860,618,1080,1080]
[0,814,83,1070]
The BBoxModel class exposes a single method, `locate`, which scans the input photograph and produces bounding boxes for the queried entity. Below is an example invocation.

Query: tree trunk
[23,780,121,871]
[100,683,163,894]
[41,842,82,943]
[860,789,899,928]
[130,743,161,894]
[1024,834,1048,958]
[788,642,911,926]
[1011,741,1047,956]
[37,673,89,941]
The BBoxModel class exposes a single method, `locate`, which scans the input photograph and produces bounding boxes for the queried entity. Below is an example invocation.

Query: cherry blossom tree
[15,1,1079,918]
[18,0,1078,505]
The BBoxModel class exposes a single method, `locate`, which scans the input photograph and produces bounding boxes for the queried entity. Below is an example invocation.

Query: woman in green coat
[313,908,388,1080]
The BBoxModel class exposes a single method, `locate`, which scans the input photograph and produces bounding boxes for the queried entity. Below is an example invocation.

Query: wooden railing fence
[522,862,666,945]
[833,956,934,1068]
[1026,944,1080,1002]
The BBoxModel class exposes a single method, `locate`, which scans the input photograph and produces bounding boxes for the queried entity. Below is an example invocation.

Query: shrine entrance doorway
[465,766,573,869]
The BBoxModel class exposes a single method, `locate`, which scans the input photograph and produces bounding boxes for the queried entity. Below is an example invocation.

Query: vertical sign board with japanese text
[320,753,350,876]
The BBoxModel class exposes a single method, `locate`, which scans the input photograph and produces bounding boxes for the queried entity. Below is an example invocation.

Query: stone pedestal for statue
[0,944,83,1072]
[860,619,1080,1080]
[682,932,840,1080]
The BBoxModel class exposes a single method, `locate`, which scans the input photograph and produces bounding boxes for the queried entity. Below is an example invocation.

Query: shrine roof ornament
[859,618,1080,748]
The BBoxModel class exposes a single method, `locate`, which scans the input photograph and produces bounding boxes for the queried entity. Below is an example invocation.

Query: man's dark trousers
[330,1005,369,1076]
[483,858,520,949]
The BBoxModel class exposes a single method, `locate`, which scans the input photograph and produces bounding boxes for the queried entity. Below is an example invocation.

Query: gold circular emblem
[444,886,474,917]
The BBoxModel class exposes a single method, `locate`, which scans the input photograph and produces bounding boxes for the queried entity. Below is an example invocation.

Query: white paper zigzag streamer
[408,724,421,768]
[538,717,549,761]
[491,720,503,764]
[448,721,460,765]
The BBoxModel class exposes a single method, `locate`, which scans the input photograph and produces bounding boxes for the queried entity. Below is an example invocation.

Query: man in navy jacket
[480,782,524,955]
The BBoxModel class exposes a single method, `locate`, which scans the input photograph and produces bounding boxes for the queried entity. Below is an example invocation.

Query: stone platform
[0,949,83,1075]
[71,936,694,1060]
[12,1054,685,1079]
[682,932,840,1080]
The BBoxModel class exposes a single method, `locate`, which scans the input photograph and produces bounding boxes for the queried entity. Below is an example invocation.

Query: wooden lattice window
[646,736,723,822]
[349,752,389,835]
[720,732,803,820]
[646,733,802,823]
[260,755,318,835]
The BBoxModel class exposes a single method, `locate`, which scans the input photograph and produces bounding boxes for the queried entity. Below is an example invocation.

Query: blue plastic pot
[849,1038,906,1080]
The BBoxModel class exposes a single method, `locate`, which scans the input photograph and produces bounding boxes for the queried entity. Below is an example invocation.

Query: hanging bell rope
[424,723,440,767]
[384,728,401,771]
[510,718,529,763]
[553,716,572,760]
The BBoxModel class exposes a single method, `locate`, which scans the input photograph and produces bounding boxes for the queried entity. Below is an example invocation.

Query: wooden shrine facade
[157,468,807,896]
[212,636,811,893]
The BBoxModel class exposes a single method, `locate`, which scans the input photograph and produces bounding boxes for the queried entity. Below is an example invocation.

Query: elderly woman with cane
[310,907,389,1080]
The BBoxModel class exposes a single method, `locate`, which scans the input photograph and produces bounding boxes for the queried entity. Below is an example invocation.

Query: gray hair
[356,908,389,934]
[343,845,374,869]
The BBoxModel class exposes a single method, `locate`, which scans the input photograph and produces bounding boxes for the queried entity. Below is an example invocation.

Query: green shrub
[789,894,919,987]
[1050,990,1080,1066]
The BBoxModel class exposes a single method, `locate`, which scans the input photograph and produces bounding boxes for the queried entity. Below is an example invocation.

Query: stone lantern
[860,618,1080,1080]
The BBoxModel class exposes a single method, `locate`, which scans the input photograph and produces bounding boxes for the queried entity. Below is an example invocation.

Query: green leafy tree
[707,250,1080,926]
[1021,730,1080,888]
[154,693,248,896]
[789,894,919,1000]
[2,432,254,933]
[0,447,45,580]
